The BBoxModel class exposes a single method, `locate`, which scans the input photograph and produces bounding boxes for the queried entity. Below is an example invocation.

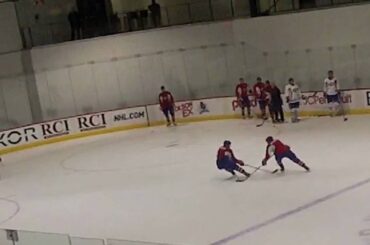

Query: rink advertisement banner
[299,91,354,112]
[146,98,238,124]
[76,113,107,132]
[0,107,148,151]
[231,95,265,115]
[0,125,39,147]
[40,119,71,139]
[366,91,370,106]
[1,89,370,153]
[105,107,147,126]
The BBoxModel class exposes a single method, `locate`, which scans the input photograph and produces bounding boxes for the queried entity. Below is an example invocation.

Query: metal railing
[20,0,249,47]
[17,0,370,48]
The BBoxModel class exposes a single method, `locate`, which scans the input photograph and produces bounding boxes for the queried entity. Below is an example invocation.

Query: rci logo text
[78,113,107,132]
[114,111,145,122]
[41,120,70,139]
[0,127,38,147]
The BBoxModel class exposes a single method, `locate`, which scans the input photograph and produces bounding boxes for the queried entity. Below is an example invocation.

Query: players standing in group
[235,78,252,119]
[159,86,176,126]
[324,70,340,117]
[285,78,302,123]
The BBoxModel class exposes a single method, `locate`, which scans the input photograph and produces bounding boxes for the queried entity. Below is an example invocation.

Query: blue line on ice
[211,177,370,245]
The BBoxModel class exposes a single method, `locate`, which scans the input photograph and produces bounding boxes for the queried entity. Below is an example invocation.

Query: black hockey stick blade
[256,119,266,127]
[236,177,248,182]
[236,166,261,182]
[271,169,279,174]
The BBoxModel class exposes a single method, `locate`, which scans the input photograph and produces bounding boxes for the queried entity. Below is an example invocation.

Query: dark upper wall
[0,2,23,53]
[29,4,370,122]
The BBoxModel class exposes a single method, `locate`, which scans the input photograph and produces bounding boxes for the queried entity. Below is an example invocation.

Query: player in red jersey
[235,78,252,119]
[262,136,310,172]
[253,77,268,119]
[159,86,176,126]
[217,140,250,180]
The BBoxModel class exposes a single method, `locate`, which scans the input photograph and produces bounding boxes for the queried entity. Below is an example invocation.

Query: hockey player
[324,70,340,117]
[264,80,275,122]
[159,86,176,126]
[235,78,252,119]
[217,140,250,180]
[262,136,310,172]
[285,78,301,123]
[253,77,268,119]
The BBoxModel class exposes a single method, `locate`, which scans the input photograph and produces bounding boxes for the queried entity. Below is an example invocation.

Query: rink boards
[0,89,369,154]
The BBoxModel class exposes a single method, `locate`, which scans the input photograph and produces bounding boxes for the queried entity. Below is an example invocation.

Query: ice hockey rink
[0,115,370,245]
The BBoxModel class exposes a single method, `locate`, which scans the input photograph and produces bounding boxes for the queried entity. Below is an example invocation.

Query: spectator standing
[148,0,161,27]
[265,80,274,121]
[68,8,82,40]
[270,82,284,123]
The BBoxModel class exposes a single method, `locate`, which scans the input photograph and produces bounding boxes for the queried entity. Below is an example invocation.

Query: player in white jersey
[285,78,301,123]
[324,70,340,116]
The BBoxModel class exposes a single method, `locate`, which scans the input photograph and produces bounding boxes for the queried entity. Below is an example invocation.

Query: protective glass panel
[166,5,190,25]
[190,1,212,22]
[70,237,105,245]
[16,231,70,245]
[107,239,170,245]
[211,0,233,20]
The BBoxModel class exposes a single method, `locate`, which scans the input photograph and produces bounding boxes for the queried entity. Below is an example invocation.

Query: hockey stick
[250,166,262,175]
[339,91,348,122]
[236,164,279,182]
[271,169,279,174]
[245,163,269,173]
[236,165,261,182]
[256,118,266,127]
[255,98,268,127]
[245,164,279,174]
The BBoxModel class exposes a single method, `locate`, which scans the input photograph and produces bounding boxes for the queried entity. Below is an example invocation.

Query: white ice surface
[0,116,370,245]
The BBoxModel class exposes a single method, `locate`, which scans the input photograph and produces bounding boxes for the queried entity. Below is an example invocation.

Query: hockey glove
[262,159,267,166]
